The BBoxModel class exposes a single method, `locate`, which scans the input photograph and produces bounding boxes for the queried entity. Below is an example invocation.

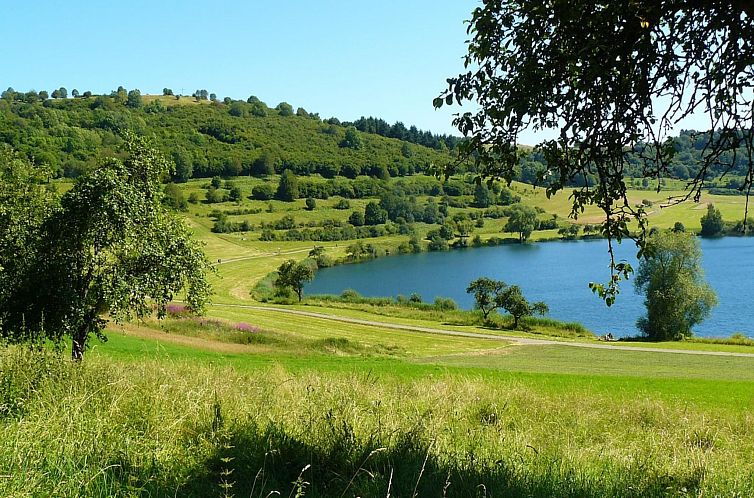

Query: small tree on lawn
[497,285,548,329]
[275,260,314,302]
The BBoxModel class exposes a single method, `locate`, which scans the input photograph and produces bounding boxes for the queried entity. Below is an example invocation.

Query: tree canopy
[0,134,212,360]
[634,230,717,340]
[437,0,754,302]
[275,260,315,302]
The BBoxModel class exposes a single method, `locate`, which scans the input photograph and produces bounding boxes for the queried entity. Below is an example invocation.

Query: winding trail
[211,303,754,358]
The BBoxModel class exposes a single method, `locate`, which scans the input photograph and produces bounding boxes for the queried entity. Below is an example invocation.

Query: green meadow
[3,172,754,497]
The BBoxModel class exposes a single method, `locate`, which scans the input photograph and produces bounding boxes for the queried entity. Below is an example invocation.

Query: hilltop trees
[634,231,717,340]
[437,0,754,303]
[0,134,211,360]
[126,89,143,108]
[340,126,363,149]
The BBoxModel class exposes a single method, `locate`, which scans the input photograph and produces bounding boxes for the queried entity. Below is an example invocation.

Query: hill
[0,91,454,181]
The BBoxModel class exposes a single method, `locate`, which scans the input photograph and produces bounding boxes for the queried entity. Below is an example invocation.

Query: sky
[0,0,478,136]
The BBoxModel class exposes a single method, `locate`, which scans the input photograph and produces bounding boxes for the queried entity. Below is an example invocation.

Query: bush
[252,184,275,200]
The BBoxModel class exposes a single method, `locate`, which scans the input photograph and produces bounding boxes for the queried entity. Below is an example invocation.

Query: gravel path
[212,303,754,358]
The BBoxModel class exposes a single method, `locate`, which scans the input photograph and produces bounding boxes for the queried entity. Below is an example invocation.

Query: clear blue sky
[1,0,478,136]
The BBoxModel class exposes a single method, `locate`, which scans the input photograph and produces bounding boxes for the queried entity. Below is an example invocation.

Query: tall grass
[1,346,752,497]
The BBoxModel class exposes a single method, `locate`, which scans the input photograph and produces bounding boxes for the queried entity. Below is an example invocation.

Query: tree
[210,93,217,102]
[252,184,275,200]
[171,147,193,182]
[275,259,314,301]
[348,210,365,226]
[252,151,277,176]
[1,134,211,360]
[276,169,299,201]
[0,148,57,342]
[364,201,387,225]
[57,87,68,99]
[229,184,243,202]
[466,277,507,320]
[71,89,80,98]
[340,126,362,149]
[473,181,493,208]
[436,1,754,303]
[497,285,549,329]
[634,231,717,340]
[276,102,294,116]
[38,90,49,100]
[51,89,60,99]
[163,88,174,96]
[305,197,316,210]
[504,204,538,242]
[113,86,127,104]
[700,203,725,237]
[126,89,143,108]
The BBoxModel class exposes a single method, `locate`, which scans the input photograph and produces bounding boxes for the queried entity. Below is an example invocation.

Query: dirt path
[212,303,754,358]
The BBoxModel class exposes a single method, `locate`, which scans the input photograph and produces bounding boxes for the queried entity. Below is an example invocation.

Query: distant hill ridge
[0,88,457,182]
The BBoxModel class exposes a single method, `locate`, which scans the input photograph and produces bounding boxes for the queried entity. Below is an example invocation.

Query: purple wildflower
[235,322,261,333]
[166,303,189,316]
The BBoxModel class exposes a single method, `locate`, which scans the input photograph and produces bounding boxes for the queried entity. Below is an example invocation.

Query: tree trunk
[513,315,519,329]
[71,325,88,362]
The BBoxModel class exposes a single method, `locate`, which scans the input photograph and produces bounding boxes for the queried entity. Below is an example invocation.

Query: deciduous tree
[466,277,506,320]
[700,203,724,237]
[504,204,538,242]
[275,260,314,301]
[634,230,717,340]
[1,134,212,360]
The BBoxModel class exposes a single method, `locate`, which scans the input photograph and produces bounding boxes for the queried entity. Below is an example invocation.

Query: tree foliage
[466,277,547,327]
[700,203,725,237]
[504,204,538,242]
[497,285,549,329]
[0,134,212,360]
[634,230,717,340]
[466,277,507,320]
[276,170,299,201]
[437,0,754,302]
[275,260,315,301]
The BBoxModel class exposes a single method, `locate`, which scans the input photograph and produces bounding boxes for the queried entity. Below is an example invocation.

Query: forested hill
[0,91,455,181]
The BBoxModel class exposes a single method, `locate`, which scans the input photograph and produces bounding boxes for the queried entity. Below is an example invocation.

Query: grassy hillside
[0,93,452,180]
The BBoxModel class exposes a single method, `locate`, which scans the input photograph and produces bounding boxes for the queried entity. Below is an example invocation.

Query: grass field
[3,306,754,497]
[4,174,752,497]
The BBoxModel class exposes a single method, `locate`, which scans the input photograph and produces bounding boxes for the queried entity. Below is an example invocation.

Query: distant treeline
[345,116,462,151]
[2,87,751,194]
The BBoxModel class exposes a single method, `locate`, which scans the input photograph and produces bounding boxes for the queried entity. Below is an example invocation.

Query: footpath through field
[211,303,754,358]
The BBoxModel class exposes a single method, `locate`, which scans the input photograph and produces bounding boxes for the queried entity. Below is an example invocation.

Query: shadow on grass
[120,421,709,498]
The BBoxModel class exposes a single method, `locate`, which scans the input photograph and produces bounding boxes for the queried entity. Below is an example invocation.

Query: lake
[306,237,754,338]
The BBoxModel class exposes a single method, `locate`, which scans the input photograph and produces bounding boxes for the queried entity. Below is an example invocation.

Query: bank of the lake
[307,236,754,338]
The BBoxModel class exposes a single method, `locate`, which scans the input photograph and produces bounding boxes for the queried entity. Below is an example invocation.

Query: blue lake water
[306,237,754,338]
